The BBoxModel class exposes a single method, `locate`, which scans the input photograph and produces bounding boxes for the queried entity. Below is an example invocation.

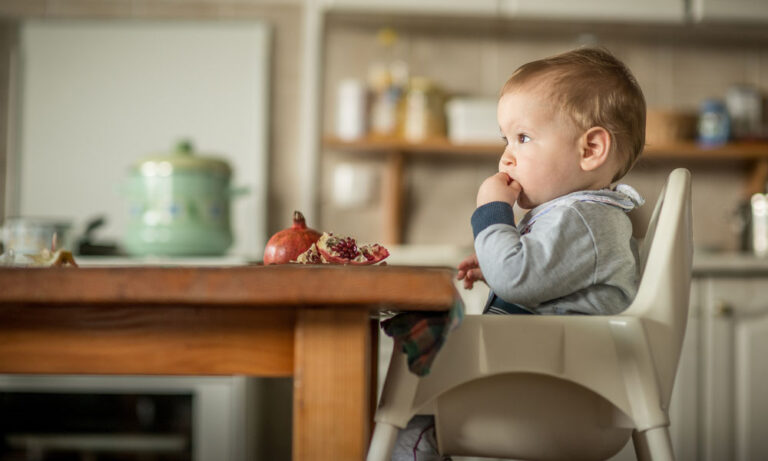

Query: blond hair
[502,47,646,181]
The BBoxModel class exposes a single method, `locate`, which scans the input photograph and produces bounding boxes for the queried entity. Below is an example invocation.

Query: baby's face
[497,87,586,209]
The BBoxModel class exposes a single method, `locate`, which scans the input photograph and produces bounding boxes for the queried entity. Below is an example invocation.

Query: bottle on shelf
[367,27,409,139]
[399,76,446,143]
[725,84,763,140]
[335,78,368,141]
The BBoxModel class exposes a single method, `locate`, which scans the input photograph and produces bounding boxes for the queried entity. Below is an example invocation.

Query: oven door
[0,375,257,461]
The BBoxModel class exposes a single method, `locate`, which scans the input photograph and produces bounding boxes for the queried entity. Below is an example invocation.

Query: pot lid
[132,140,232,178]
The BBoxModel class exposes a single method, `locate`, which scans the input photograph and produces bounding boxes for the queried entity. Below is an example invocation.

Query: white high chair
[368,168,693,461]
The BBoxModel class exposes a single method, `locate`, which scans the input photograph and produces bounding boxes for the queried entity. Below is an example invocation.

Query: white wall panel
[16,21,270,257]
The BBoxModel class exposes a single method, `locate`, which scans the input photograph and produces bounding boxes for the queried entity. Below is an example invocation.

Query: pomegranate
[263,211,322,265]
[313,232,389,265]
[294,242,324,264]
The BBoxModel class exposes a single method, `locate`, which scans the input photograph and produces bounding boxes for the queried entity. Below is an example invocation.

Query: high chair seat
[369,168,693,461]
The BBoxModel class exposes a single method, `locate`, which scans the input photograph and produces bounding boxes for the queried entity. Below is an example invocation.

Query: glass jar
[698,99,730,146]
[398,77,446,142]
[368,64,400,138]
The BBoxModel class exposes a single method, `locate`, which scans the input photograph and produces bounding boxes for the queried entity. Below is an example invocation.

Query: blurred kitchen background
[2,0,768,460]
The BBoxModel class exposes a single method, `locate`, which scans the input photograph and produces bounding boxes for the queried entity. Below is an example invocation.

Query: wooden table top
[0,264,459,310]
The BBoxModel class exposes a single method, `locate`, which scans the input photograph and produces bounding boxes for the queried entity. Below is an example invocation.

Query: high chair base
[368,422,398,461]
[633,426,674,461]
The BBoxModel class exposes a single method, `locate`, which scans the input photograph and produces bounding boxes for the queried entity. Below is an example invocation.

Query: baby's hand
[457,253,484,290]
[476,172,521,208]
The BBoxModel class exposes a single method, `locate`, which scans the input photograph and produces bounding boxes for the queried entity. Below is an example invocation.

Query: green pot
[123,141,246,256]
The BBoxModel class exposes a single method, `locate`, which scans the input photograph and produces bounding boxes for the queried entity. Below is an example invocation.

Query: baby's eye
[518,134,531,144]
[500,135,509,145]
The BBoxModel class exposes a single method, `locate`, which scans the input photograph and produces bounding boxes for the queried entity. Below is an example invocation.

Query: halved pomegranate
[295,232,389,265]
[293,242,324,264]
[316,233,389,265]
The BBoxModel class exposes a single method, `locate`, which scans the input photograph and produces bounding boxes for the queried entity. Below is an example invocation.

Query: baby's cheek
[516,192,534,209]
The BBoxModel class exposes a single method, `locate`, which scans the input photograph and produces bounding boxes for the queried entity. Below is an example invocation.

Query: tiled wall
[323,20,768,251]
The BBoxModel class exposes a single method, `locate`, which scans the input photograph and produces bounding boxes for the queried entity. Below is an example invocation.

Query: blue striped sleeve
[471,201,516,239]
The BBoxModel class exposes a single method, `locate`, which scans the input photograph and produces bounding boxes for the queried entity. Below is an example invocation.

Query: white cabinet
[668,279,701,461]
[320,0,768,25]
[321,0,686,21]
[692,0,768,23]
[319,0,768,28]
[498,0,685,22]
[700,276,768,461]
[735,308,768,459]
[613,273,768,461]
[321,0,497,16]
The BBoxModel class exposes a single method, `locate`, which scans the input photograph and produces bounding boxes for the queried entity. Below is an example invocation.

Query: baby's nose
[501,151,517,167]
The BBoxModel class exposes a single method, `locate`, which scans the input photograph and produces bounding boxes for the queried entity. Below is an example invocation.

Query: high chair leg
[632,426,674,461]
[367,422,399,461]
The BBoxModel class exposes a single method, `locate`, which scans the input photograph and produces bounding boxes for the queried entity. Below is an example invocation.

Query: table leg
[293,308,372,461]
[369,318,379,440]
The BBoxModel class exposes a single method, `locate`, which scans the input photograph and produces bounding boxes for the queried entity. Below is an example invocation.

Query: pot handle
[230,185,250,197]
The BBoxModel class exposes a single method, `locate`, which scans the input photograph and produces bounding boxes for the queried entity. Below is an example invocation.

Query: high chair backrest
[623,168,693,407]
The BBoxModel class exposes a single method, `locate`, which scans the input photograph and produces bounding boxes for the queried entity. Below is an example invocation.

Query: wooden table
[0,264,459,461]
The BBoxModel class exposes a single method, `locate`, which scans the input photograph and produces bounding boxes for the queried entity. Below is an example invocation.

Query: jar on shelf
[335,78,368,141]
[726,84,763,140]
[698,99,730,147]
[368,63,399,138]
[398,76,446,142]
[367,28,409,139]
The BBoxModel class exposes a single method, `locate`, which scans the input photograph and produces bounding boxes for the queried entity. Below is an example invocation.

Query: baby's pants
[391,415,447,461]
[389,305,532,461]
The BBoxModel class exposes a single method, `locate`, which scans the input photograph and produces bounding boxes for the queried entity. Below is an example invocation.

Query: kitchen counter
[73,246,768,276]
[74,255,251,267]
[693,251,768,275]
[0,264,460,461]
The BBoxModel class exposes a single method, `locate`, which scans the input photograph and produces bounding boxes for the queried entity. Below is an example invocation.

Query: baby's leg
[483,294,534,315]
[391,415,450,461]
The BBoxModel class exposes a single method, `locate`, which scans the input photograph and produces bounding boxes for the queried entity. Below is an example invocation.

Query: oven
[0,375,259,461]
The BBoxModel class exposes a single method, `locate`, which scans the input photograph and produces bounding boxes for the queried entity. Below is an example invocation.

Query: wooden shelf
[644,141,768,160]
[324,136,768,244]
[325,136,768,159]
[325,136,503,156]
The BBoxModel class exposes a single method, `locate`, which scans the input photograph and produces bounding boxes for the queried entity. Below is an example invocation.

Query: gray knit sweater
[471,185,645,315]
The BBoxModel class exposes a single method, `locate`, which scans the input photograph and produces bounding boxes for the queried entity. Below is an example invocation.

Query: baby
[393,46,647,459]
[460,46,646,316]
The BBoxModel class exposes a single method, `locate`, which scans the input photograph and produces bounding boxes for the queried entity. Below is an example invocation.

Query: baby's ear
[579,126,611,172]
